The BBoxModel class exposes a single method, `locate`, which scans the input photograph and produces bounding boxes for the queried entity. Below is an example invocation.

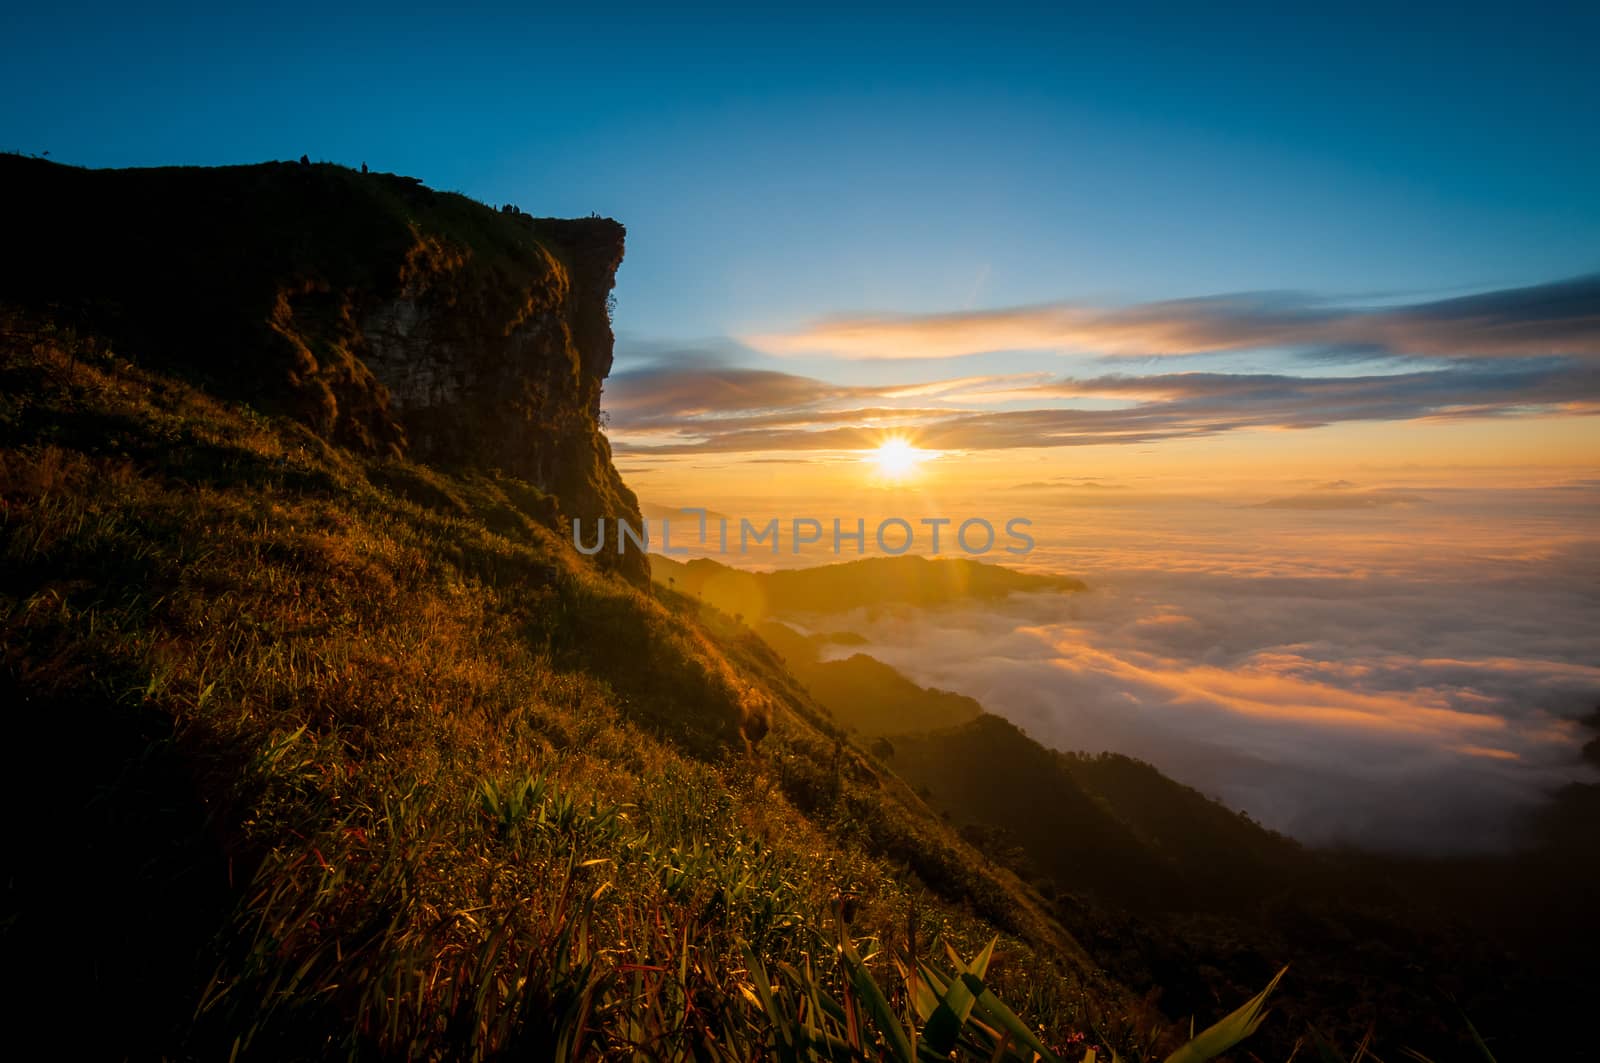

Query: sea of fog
[648,481,1600,852]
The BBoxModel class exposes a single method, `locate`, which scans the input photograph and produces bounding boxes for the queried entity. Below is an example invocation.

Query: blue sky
[6,5,1598,347]
[5,1,1598,454]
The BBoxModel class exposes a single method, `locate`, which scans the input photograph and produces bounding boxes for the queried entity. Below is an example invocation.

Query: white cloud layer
[803,489,1600,852]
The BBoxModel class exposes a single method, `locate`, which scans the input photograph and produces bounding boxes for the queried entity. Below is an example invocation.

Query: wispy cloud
[603,365,871,422]
[1252,491,1426,510]
[605,364,1042,428]
[742,274,1600,361]
[608,359,1599,453]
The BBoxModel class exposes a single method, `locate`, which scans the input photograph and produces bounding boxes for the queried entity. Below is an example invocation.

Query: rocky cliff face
[0,156,644,581]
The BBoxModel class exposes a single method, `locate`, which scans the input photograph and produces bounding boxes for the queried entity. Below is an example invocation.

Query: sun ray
[865,436,933,481]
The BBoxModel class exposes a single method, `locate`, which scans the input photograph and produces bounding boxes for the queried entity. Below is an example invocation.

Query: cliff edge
[0,155,644,581]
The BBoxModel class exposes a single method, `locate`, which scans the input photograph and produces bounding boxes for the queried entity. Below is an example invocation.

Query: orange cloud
[743,275,1600,361]
[1039,638,1511,741]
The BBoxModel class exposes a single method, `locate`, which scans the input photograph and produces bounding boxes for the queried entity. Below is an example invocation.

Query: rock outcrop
[0,155,644,581]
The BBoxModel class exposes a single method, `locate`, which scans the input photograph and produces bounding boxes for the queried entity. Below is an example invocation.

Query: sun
[867,437,929,480]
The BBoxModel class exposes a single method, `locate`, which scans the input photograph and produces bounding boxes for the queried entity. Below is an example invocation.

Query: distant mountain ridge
[650,553,1085,620]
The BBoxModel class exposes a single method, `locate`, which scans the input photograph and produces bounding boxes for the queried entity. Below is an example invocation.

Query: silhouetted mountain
[650,553,1083,620]
[756,621,985,737]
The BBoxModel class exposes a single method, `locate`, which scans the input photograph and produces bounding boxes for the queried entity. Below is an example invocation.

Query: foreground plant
[743,903,1287,1062]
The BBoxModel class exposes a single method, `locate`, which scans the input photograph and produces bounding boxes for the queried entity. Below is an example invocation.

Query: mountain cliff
[0,155,644,582]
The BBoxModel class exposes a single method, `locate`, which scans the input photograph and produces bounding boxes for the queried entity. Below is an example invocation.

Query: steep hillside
[889,719,1315,913]
[0,309,1162,1058]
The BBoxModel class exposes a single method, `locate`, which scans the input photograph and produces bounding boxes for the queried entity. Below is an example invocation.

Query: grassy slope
[0,321,1171,1059]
